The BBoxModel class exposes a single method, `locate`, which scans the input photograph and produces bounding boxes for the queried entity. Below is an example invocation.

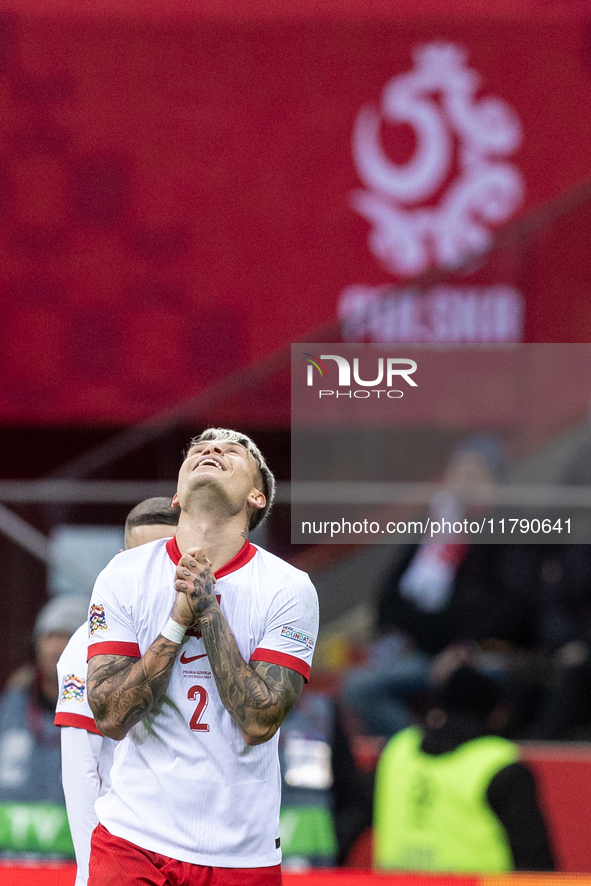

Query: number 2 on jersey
[188,685,209,732]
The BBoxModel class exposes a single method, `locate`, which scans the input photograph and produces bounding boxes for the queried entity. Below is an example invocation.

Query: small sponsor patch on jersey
[61,674,85,703]
[280,625,315,649]
[89,603,108,635]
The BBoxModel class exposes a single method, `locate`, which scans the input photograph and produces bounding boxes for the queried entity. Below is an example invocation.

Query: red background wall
[0,3,590,424]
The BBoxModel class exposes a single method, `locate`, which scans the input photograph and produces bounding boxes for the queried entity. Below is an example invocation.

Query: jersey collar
[166,536,257,578]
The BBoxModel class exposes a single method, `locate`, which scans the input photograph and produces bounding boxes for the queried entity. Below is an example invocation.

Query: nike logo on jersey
[180,652,208,664]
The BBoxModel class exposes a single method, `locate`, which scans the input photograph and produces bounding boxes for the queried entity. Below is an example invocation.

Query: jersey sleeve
[55,625,101,735]
[250,570,319,682]
[87,556,141,661]
[61,725,103,884]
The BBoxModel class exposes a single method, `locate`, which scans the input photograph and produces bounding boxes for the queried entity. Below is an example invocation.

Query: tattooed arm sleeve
[87,637,180,740]
[199,605,304,745]
[174,549,316,745]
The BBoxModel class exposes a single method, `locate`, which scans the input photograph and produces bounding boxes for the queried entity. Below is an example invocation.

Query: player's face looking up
[173,439,266,527]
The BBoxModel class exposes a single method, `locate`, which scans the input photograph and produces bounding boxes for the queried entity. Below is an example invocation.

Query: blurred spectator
[531,544,591,739]
[0,594,88,857]
[341,436,543,737]
[527,424,591,739]
[279,692,370,868]
[373,665,555,873]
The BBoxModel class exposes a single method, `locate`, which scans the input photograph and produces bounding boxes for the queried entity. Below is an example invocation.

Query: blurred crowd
[283,435,591,872]
[341,436,591,745]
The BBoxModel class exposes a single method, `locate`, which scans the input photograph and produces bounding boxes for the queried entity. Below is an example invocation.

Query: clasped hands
[172,547,217,629]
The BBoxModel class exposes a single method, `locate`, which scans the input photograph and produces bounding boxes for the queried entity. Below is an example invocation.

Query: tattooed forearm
[87,637,180,740]
[199,606,304,745]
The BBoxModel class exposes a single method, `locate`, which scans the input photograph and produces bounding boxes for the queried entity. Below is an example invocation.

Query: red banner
[0,6,590,423]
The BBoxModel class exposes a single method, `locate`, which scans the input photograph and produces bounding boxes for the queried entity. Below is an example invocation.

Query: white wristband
[160,618,187,644]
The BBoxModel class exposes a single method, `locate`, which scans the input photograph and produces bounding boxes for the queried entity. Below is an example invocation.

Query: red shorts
[89,823,283,886]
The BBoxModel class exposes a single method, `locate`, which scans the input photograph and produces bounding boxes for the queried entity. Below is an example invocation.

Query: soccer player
[86,429,318,885]
[55,498,181,886]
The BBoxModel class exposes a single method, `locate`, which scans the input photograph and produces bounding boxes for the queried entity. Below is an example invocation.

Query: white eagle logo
[351,43,524,277]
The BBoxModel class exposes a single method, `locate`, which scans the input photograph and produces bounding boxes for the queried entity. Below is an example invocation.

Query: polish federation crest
[351,43,525,277]
[61,674,85,703]
[89,603,108,635]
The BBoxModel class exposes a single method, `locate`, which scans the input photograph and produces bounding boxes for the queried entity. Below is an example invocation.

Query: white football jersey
[55,623,117,781]
[56,624,100,734]
[87,537,319,868]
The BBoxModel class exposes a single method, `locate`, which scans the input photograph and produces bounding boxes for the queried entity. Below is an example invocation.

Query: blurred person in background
[279,692,370,868]
[531,544,591,739]
[55,497,180,886]
[373,665,555,873]
[341,436,542,737]
[0,593,89,858]
[522,421,591,739]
